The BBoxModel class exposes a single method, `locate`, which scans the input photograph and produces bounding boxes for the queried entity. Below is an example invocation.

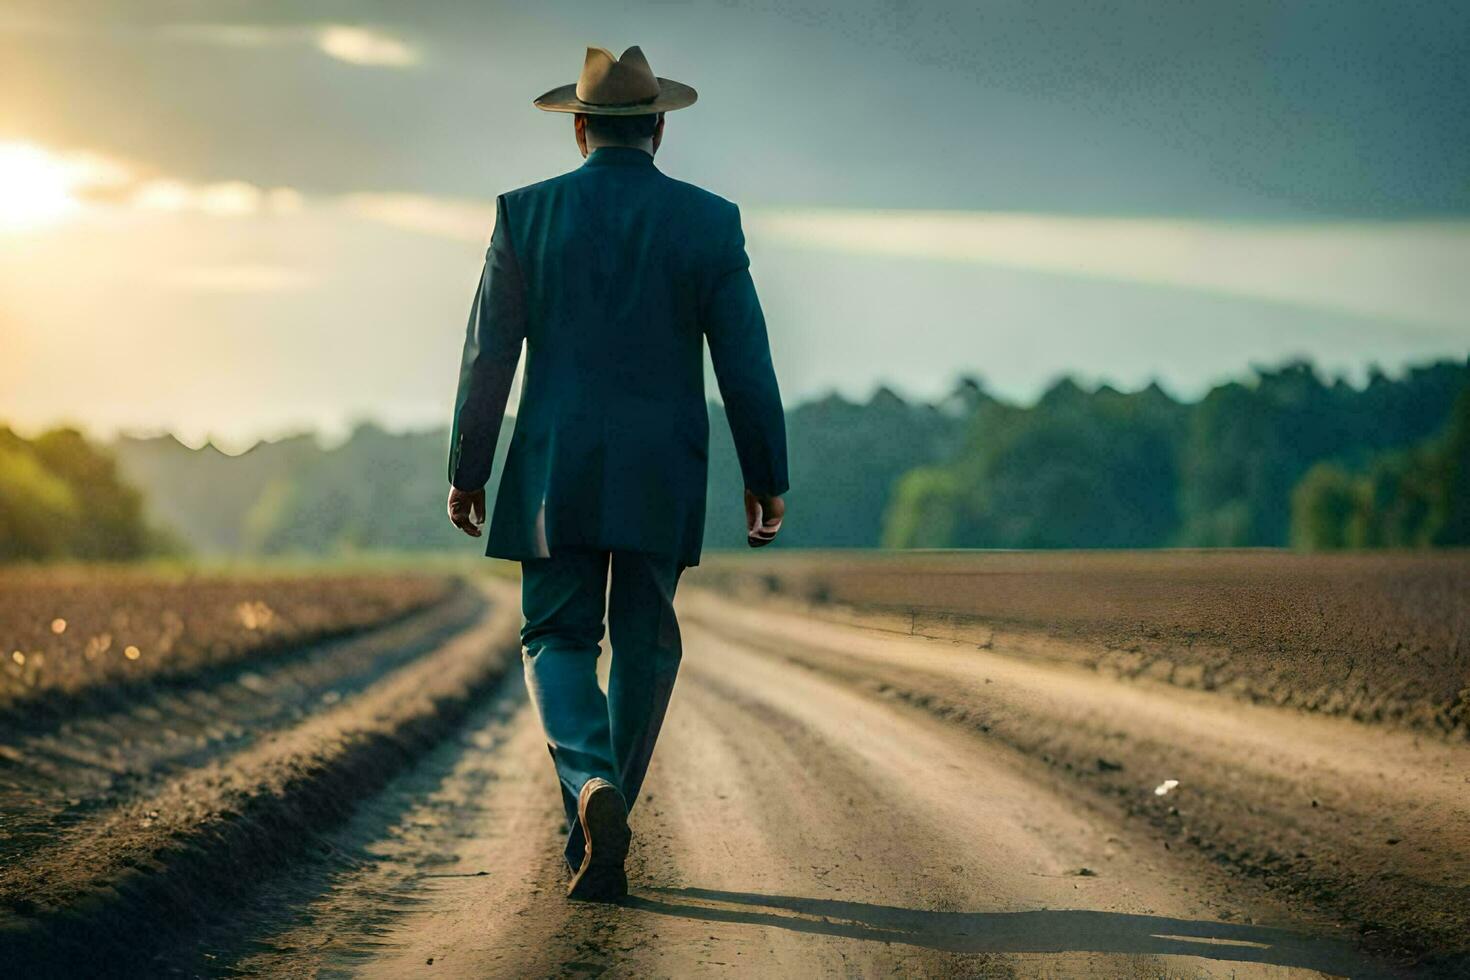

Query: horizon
[30,352,1458,457]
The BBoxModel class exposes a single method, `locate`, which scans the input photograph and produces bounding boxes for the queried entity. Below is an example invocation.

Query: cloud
[339,193,497,244]
[155,22,420,68]
[152,24,285,48]
[131,179,303,217]
[314,26,418,67]
[747,209,1470,333]
[0,140,313,229]
[0,141,480,241]
[0,142,322,301]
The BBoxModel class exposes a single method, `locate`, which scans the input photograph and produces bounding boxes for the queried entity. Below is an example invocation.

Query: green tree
[1183,361,1468,547]
[708,385,968,549]
[1290,463,1358,550]
[1351,449,1437,548]
[882,467,961,548]
[1178,363,1342,546]
[1289,382,1469,551]
[29,427,151,559]
[882,379,1187,549]
[0,442,81,560]
[1432,386,1470,546]
[0,425,170,562]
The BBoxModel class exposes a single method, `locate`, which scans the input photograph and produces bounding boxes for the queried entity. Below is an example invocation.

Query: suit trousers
[520,549,684,870]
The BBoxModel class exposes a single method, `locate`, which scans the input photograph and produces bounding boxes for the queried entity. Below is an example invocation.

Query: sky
[0,0,1467,447]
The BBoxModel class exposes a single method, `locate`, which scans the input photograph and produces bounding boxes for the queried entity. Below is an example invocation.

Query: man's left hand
[447,486,486,538]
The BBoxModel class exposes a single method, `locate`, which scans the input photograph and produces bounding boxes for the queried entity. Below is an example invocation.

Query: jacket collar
[583,146,657,169]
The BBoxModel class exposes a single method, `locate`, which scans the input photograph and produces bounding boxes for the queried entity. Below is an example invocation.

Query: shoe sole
[567,783,630,902]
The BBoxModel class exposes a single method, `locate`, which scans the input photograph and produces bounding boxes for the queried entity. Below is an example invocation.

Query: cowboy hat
[534,45,697,115]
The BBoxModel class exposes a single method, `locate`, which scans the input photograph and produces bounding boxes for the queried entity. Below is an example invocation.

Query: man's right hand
[744,489,785,548]
[447,485,486,538]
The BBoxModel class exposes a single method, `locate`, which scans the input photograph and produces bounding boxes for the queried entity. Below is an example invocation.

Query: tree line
[2,357,1464,561]
[881,359,1470,550]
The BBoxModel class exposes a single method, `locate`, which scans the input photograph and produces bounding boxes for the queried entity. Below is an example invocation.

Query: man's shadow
[623,886,1396,978]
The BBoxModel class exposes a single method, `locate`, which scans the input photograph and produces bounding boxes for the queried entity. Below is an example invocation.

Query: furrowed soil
[1,554,1465,978]
[695,550,1470,737]
[0,567,453,711]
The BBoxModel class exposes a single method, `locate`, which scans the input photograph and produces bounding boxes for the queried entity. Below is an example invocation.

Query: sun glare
[0,141,128,233]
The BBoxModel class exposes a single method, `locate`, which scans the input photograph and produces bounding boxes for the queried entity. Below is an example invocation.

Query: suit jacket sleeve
[447,195,527,491]
[702,203,789,497]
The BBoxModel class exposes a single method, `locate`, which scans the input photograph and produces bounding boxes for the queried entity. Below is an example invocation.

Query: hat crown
[575,45,661,107]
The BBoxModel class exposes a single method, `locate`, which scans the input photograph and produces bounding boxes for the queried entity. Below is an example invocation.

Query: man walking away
[445,45,788,902]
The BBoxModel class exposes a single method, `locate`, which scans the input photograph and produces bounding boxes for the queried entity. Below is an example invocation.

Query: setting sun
[0,141,127,232]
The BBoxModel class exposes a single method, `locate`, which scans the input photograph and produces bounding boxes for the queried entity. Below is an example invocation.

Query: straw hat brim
[533,78,698,114]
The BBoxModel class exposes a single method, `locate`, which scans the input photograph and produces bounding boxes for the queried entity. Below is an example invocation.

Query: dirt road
[147,585,1457,978]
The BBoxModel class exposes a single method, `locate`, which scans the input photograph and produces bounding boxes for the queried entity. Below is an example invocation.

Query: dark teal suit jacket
[448,146,788,566]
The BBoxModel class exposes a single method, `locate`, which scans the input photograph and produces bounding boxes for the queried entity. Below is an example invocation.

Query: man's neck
[585,137,654,157]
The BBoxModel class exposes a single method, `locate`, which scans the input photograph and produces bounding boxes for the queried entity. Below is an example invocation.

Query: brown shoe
[567,777,630,902]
